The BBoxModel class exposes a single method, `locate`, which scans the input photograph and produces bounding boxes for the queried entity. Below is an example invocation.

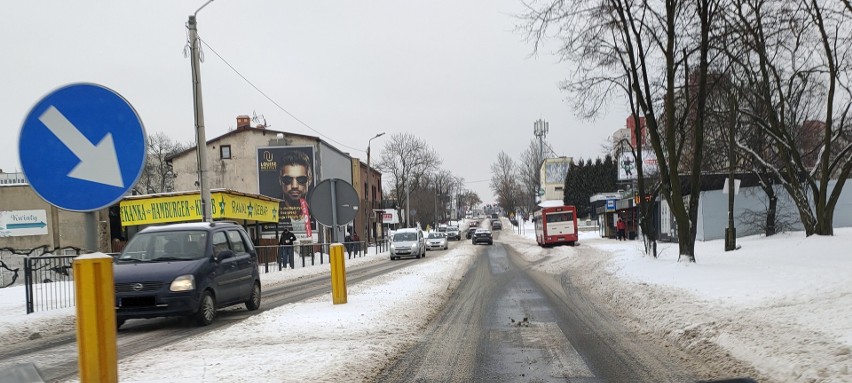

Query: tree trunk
[765,193,777,237]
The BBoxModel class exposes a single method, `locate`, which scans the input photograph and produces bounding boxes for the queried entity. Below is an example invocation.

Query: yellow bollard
[329,243,348,304]
[73,253,118,383]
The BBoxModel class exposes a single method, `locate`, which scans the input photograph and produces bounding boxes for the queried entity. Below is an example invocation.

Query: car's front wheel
[195,291,216,326]
[245,282,261,311]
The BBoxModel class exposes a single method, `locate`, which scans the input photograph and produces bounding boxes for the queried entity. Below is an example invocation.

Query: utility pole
[188,0,214,222]
[406,181,410,228]
[534,119,549,204]
[365,132,384,242]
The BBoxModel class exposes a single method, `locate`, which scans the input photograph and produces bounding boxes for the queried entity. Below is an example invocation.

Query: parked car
[491,220,502,230]
[113,221,261,328]
[390,228,426,260]
[446,226,461,241]
[426,232,448,250]
[472,228,493,245]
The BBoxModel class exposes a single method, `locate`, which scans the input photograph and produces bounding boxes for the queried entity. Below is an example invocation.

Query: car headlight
[411,244,418,250]
[170,274,195,292]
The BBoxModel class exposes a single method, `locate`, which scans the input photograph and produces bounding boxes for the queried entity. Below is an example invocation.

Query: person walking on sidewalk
[616,217,627,241]
[279,228,297,269]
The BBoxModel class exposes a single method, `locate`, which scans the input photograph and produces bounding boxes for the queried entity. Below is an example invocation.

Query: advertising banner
[119,191,279,226]
[257,146,317,234]
[381,209,399,224]
[618,150,659,181]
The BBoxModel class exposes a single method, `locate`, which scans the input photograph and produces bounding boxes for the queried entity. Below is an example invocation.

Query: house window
[220,145,232,159]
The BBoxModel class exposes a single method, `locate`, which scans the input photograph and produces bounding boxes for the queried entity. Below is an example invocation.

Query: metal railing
[255,239,389,273]
[13,239,392,314]
[24,255,78,314]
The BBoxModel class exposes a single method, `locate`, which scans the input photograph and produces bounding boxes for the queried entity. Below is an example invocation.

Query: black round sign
[307,178,360,226]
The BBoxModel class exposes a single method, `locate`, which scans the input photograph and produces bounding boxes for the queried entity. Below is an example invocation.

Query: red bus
[533,205,578,247]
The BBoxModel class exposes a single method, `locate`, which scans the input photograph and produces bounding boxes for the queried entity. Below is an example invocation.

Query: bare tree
[490,151,524,215]
[518,139,546,214]
[457,189,482,215]
[374,133,441,226]
[723,0,852,236]
[521,0,722,262]
[135,132,187,194]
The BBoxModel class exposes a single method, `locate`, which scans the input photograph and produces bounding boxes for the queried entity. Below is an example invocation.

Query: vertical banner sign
[300,198,312,237]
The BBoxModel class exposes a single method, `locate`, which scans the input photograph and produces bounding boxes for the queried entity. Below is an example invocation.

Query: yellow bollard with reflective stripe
[329,243,348,304]
[73,253,118,383]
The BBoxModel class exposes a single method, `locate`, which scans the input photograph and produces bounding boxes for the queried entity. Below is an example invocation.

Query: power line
[198,38,365,154]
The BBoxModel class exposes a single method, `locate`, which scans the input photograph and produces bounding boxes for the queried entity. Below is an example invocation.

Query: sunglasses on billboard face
[281,176,309,185]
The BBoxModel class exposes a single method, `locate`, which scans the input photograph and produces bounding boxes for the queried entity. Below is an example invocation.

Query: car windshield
[119,230,208,262]
[393,232,417,241]
[428,233,443,239]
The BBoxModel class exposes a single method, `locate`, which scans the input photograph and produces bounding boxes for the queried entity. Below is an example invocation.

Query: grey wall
[318,142,353,183]
[697,180,852,241]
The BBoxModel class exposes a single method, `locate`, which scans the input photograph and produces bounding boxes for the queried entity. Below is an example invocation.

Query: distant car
[446,226,461,241]
[472,228,493,245]
[114,221,261,328]
[491,220,502,230]
[426,232,448,250]
[466,226,478,239]
[390,228,426,260]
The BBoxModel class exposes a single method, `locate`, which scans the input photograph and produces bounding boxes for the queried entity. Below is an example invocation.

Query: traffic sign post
[308,179,360,243]
[19,83,147,251]
[19,83,143,383]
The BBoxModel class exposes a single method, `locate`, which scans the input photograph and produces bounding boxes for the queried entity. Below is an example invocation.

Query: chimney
[236,115,251,130]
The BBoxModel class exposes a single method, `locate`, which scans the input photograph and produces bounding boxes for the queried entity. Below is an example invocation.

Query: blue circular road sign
[19,83,147,212]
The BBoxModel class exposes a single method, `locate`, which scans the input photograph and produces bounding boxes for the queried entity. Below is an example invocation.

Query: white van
[390,227,426,260]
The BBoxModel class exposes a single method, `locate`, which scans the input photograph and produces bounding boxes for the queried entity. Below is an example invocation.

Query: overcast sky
[2,1,628,202]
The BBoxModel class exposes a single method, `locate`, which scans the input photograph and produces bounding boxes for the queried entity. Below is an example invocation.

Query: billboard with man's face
[257,146,316,233]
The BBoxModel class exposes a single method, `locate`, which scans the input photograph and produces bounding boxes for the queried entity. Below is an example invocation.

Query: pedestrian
[616,217,626,241]
[279,227,297,269]
[351,231,361,255]
[344,230,353,256]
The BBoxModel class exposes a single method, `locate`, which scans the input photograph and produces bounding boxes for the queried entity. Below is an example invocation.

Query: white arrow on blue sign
[19,83,147,212]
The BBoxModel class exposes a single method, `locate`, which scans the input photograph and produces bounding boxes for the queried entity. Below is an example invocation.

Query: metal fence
[256,240,389,273]
[8,240,390,314]
[24,255,78,314]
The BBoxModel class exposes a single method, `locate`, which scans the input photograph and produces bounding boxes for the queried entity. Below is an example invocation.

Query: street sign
[606,199,616,211]
[19,83,147,212]
[308,178,360,227]
[0,210,48,237]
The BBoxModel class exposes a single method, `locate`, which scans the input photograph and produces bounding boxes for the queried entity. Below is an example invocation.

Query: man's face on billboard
[280,164,309,203]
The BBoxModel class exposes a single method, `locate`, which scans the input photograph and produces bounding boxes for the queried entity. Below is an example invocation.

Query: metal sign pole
[331,179,338,243]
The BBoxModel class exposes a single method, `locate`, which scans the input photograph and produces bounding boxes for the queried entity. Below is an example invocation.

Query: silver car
[426,232,448,250]
[390,228,426,260]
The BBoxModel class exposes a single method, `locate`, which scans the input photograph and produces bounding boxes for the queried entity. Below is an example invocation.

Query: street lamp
[365,132,385,243]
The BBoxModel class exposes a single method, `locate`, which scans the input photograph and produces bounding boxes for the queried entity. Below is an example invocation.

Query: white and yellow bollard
[73,253,118,383]
[329,243,348,304]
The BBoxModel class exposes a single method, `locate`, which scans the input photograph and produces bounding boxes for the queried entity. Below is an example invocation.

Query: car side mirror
[215,249,235,261]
